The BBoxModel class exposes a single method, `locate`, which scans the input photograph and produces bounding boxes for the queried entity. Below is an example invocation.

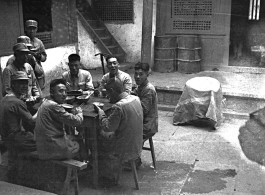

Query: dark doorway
[22,0,53,33]
[229,0,265,67]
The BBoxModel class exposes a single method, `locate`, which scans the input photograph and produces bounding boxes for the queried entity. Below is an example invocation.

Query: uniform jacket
[98,93,143,161]
[135,80,158,134]
[100,70,132,94]
[3,62,40,97]
[35,99,83,160]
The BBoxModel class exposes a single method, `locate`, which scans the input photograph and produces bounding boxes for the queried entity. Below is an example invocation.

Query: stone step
[156,87,265,119]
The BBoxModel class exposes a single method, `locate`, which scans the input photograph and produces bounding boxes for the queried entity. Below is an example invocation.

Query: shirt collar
[138,79,149,90]
[14,60,25,70]
[117,92,129,101]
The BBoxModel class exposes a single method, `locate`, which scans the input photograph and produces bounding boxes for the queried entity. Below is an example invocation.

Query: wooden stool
[115,157,140,190]
[143,136,156,169]
[20,151,87,195]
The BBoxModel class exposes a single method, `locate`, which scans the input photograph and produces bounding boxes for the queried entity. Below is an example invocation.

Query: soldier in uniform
[25,19,47,91]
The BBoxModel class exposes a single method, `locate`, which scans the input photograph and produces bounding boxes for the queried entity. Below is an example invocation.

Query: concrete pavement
[1,111,265,194]
[74,111,265,195]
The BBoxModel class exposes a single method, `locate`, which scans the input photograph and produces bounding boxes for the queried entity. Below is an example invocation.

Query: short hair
[50,79,66,91]
[106,55,119,63]
[105,77,124,94]
[134,62,150,72]
[68,54,80,63]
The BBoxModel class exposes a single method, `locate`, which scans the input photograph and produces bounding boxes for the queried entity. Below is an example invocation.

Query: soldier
[25,19,47,91]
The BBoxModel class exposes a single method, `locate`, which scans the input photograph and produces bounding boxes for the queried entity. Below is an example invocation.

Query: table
[173,77,224,129]
[79,96,112,188]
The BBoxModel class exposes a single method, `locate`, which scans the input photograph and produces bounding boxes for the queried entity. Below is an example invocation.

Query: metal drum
[154,35,177,73]
[177,35,201,74]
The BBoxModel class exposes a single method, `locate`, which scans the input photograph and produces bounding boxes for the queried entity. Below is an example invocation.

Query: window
[93,0,134,22]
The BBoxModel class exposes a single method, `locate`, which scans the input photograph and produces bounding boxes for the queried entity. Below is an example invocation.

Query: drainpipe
[141,0,154,67]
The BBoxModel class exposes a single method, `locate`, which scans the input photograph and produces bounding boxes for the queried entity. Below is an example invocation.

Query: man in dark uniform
[25,19,47,91]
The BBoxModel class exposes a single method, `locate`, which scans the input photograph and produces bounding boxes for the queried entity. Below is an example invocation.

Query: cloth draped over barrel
[238,108,265,166]
[173,77,224,128]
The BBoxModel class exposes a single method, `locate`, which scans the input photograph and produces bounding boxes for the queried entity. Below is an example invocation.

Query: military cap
[25,20,38,28]
[11,71,29,81]
[17,36,32,47]
[13,43,30,53]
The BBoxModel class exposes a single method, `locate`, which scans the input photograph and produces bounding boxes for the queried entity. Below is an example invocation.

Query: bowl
[93,102,104,111]
[76,95,90,104]
[67,90,83,97]
[62,104,74,112]
[65,96,75,104]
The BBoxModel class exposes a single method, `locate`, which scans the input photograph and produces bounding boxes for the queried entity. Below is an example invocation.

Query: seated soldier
[34,79,87,160]
[62,54,94,95]
[94,77,143,186]
[99,55,132,95]
[0,71,37,181]
[134,62,158,139]
[3,43,40,100]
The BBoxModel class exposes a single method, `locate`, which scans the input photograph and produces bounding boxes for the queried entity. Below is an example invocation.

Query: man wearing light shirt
[62,54,94,95]
[99,55,132,95]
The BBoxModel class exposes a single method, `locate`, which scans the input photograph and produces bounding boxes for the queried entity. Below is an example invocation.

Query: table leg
[90,118,99,188]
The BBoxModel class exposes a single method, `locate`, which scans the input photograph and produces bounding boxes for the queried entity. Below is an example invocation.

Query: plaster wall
[104,0,143,63]
[0,44,77,96]
[77,20,102,69]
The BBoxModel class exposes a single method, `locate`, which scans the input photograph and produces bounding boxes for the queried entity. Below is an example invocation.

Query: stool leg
[149,138,156,170]
[73,169,79,195]
[61,167,72,195]
[130,160,139,190]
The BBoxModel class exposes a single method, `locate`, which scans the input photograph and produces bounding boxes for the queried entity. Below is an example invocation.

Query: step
[79,11,97,20]
[100,36,112,46]
[86,20,102,28]
[94,28,106,37]
[107,45,119,53]
[156,87,265,119]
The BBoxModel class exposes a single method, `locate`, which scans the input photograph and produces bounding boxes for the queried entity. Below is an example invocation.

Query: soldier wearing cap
[25,19,47,90]
[6,36,45,95]
[0,71,37,182]
[3,43,40,101]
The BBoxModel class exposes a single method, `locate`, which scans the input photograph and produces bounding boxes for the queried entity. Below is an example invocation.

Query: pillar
[141,0,153,67]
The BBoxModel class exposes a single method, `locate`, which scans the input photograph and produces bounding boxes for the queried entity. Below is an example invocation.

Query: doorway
[229,0,265,67]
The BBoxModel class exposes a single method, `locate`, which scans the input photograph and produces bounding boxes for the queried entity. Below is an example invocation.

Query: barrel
[177,35,201,74]
[154,35,177,73]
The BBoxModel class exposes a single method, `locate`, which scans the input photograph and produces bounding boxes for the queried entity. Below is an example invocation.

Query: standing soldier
[25,19,47,91]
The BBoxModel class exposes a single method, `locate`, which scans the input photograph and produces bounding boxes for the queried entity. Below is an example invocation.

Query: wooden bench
[20,151,87,195]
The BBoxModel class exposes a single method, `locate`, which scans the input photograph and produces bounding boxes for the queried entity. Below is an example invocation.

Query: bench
[20,151,87,195]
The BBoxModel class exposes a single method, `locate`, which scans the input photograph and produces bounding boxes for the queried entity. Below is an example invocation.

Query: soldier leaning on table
[94,77,143,187]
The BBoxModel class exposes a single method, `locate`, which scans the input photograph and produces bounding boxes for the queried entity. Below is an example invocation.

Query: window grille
[94,0,133,22]
[173,0,212,16]
[173,21,211,30]
[36,32,52,44]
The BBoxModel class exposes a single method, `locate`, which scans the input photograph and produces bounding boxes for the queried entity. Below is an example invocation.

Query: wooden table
[79,96,112,188]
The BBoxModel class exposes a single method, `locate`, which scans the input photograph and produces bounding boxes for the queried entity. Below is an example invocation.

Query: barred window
[93,0,134,22]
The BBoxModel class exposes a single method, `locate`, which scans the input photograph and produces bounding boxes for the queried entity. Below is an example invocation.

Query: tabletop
[76,96,113,117]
